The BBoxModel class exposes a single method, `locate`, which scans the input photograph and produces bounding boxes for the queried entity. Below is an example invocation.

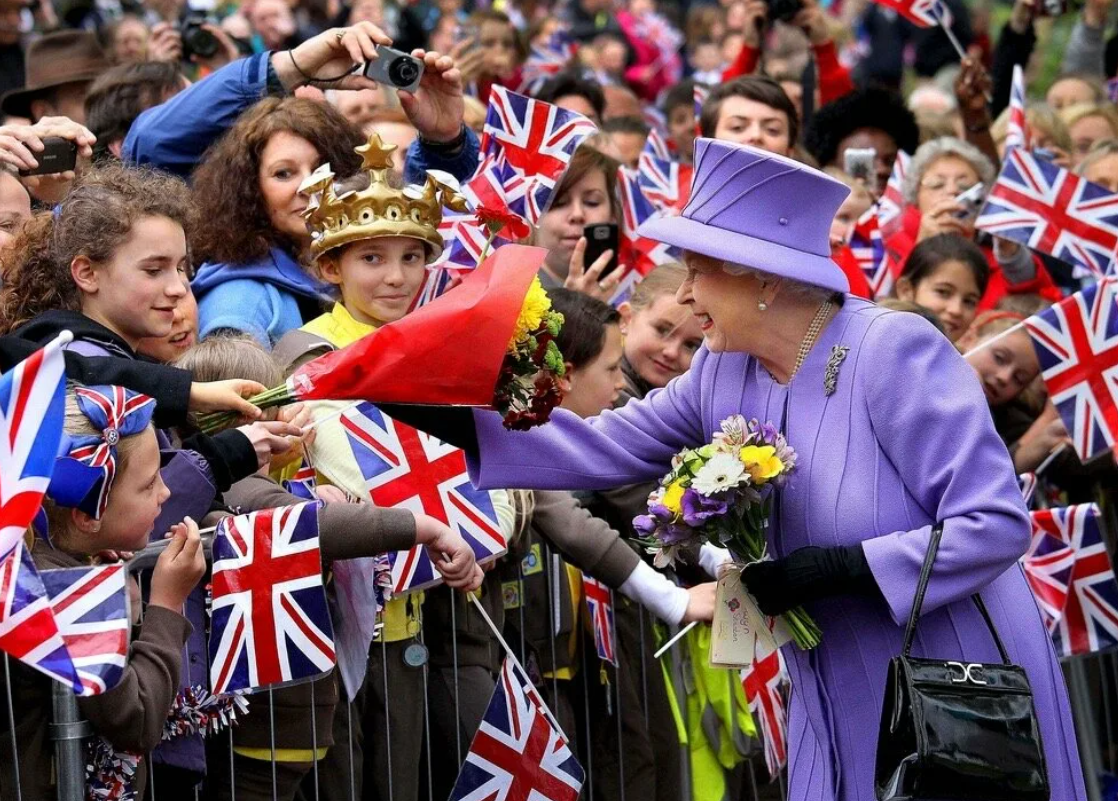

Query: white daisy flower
[691,453,747,496]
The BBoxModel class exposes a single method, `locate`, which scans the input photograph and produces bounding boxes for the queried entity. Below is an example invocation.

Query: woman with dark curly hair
[189,97,363,346]
[803,86,921,191]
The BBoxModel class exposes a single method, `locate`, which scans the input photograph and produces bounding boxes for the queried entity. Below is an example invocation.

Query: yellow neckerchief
[300,302,422,643]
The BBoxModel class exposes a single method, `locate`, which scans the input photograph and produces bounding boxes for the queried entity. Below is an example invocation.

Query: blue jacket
[124,51,480,183]
[192,246,331,347]
[124,52,481,344]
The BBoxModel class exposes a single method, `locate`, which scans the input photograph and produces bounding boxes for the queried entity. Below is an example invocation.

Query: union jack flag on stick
[1024,278,1118,461]
[976,148,1118,279]
[581,574,617,666]
[869,0,953,28]
[618,167,681,278]
[0,332,80,690]
[209,502,335,694]
[637,151,692,214]
[741,645,789,776]
[517,30,578,96]
[41,564,129,696]
[1022,515,1076,634]
[850,206,889,299]
[307,402,506,595]
[878,151,910,239]
[1030,504,1118,656]
[449,657,585,801]
[1006,64,1031,153]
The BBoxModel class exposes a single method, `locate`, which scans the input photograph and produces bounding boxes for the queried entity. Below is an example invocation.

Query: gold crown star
[355,135,398,172]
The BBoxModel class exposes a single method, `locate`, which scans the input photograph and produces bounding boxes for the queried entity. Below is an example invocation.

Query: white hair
[902,136,996,205]
[719,261,834,303]
[907,84,958,114]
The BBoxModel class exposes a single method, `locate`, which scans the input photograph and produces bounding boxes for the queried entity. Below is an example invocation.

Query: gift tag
[709,566,758,668]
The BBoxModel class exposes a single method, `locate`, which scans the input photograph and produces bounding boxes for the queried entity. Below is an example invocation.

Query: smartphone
[953,182,985,220]
[843,147,877,193]
[583,223,620,279]
[19,137,77,177]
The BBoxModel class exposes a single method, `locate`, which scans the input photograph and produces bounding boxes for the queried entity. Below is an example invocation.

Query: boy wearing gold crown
[272,133,516,801]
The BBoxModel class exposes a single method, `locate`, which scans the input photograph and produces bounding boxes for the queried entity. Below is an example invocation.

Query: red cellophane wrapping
[288,245,548,405]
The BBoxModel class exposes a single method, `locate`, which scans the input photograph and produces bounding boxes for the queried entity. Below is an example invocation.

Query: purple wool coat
[468,298,1086,801]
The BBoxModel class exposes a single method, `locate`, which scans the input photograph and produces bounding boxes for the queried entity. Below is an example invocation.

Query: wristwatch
[418,125,468,156]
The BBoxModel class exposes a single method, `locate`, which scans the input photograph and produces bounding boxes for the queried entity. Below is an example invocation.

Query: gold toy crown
[300,133,468,262]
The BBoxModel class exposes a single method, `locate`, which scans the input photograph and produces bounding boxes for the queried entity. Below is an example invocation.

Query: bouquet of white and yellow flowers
[634,414,821,649]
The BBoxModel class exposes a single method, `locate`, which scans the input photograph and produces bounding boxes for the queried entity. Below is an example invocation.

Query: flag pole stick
[653,620,698,659]
[961,319,1028,360]
[1035,443,1069,476]
[938,16,968,61]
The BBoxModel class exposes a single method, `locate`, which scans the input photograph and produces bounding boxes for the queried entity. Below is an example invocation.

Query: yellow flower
[508,276,552,352]
[662,479,686,515]
[739,445,783,483]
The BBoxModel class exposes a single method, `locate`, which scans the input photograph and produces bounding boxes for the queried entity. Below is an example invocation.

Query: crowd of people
[0,0,1113,797]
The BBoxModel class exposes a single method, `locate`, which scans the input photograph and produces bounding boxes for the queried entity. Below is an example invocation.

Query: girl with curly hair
[189,97,364,347]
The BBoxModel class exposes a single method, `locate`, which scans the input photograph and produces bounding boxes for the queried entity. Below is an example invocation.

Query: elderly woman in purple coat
[392,138,1086,800]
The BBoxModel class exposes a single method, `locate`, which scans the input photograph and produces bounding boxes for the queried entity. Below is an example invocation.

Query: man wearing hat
[1,29,109,123]
[391,138,1088,801]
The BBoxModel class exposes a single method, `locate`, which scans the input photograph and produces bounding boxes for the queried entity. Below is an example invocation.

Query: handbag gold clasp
[946,661,988,685]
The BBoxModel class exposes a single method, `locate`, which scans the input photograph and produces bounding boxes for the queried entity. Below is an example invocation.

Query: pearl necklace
[789,299,834,381]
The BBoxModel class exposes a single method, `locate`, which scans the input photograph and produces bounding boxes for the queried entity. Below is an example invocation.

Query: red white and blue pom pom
[162,685,250,741]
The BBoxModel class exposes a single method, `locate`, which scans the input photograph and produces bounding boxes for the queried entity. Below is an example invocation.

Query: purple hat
[637,139,852,293]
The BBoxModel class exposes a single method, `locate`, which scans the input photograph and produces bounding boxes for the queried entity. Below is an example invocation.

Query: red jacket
[883,206,1063,311]
[721,40,854,105]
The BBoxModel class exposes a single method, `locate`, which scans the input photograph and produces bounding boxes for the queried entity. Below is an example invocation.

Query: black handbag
[874,524,1050,801]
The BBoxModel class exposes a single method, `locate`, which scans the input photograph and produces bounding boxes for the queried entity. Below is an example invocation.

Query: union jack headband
[47,385,156,519]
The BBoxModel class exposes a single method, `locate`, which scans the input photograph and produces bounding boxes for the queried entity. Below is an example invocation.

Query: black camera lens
[387,56,420,87]
[180,18,219,59]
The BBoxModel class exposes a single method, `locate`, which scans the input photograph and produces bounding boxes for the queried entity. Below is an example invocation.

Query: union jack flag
[1030,504,1118,656]
[449,657,584,801]
[282,459,318,501]
[466,155,554,228]
[741,647,789,776]
[0,333,79,690]
[480,87,599,190]
[976,148,1118,279]
[643,126,672,162]
[1024,278,1118,460]
[878,151,910,239]
[1006,64,1031,153]
[580,573,617,666]
[0,541,79,689]
[41,564,129,696]
[870,0,953,28]
[1022,514,1076,634]
[517,30,578,96]
[637,151,692,214]
[693,84,709,137]
[337,403,506,594]
[850,206,890,298]
[209,502,335,694]
[0,332,69,558]
[618,167,680,277]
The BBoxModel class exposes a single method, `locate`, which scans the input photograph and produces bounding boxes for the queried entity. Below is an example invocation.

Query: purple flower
[680,488,729,527]
[659,522,694,545]
[633,503,676,537]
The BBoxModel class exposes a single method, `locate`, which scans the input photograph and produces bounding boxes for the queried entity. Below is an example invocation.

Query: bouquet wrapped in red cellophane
[198,245,565,432]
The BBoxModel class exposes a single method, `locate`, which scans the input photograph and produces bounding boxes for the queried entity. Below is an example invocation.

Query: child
[824,168,876,300]
[896,233,989,344]
[662,79,699,163]
[272,133,511,801]
[0,386,205,801]
[172,335,480,801]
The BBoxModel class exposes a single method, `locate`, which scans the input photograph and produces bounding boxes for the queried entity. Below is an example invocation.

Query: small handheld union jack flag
[309,403,506,595]
[209,502,335,694]
[282,459,318,502]
[581,573,617,666]
[0,332,80,690]
[449,657,585,801]
[869,0,953,28]
[693,84,709,137]
[1030,504,1118,656]
[643,126,672,162]
[977,147,1118,279]
[517,30,578,96]
[850,206,889,299]
[1024,278,1118,461]
[40,563,129,696]
[741,645,789,776]
[877,151,910,239]
[618,166,681,278]
[637,151,692,215]
[1022,516,1076,634]
[1006,64,1031,153]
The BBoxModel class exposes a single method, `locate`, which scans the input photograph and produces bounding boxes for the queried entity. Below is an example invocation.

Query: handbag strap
[901,524,1012,665]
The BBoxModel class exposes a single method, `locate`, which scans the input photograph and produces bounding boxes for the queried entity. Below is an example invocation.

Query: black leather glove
[742,544,882,617]
[378,404,479,453]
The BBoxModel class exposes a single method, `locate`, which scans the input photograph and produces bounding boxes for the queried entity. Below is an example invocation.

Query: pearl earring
[758,300,768,311]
